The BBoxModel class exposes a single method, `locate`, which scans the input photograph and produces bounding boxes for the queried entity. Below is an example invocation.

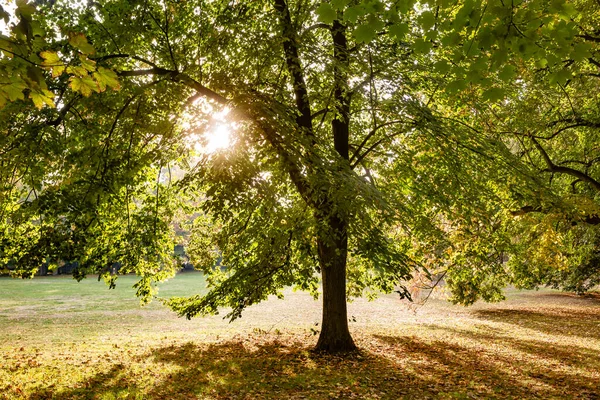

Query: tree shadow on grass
[473,306,600,340]
[29,339,416,400]
[27,331,600,400]
[388,323,600,397]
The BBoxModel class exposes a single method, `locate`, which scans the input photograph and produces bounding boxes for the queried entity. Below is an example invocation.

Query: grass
[1,272,599,399]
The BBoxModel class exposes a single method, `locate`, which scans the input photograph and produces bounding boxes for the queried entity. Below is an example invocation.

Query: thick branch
[531,137,600,192]
[331,19,350,160]
[110,55,313,204]
[172,74,229,104]
[510,205,543,216]
[118,67,176,77]
[578,34,600,43]
[273,0,313,134]
[511,205,600,225]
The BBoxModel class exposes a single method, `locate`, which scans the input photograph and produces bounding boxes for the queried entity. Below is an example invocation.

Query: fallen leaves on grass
[1,288,599,399]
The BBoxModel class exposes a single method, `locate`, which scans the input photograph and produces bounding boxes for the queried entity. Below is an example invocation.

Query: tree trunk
[315,214,357,352]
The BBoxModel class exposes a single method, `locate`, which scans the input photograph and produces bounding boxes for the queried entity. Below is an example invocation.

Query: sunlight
[203,123,232,153]
[181,101,236,155]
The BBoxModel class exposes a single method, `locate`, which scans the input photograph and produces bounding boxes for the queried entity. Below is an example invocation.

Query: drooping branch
[531,137,600,192]
[113,54,313,204]
[349,120,406,165]
[351,130,408,169]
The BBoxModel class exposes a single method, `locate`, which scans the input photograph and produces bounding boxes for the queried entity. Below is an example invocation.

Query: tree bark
[313,19,356,353]
[315,213,357,352]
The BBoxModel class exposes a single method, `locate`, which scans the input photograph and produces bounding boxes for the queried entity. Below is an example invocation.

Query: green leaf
[418,11,436,31]
[389,23,409,41]
[571,42,593,63]
[434,60,451,74]
[331,0,350,10]
[1,81,27,102]
[316,3,336,25]
[397,0,416,13]
[344,5,365,23]
[353,24,377,44]
[535,58,548,69]
[549,68,572,86]
[26,66,45,87]
[69,75,100,97]
[68,32,96,55]
[498,65,516,82]
[15,0,36,20]
[413,38,432,54]
[367,15,385,32]
[0,5,10,23]
[446,79,467,94]
[481,87,506,102]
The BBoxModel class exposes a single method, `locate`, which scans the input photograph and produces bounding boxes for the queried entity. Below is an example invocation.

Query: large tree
[1,0,598,352]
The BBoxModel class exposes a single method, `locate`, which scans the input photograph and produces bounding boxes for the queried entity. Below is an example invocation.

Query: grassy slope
[0,273,599,399]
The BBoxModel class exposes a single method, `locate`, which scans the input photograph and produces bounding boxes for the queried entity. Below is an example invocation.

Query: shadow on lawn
[376,329,600,399]
[28,332,600,400]
[474,306,600,340]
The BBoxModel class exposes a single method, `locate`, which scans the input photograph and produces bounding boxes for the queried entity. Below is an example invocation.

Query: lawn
[1,272,599,399]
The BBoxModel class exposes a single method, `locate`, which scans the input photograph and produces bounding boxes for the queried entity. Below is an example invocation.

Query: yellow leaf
[40,50,66,78]
[69,32,95,55]
[79,54,96,72]
[66,65,88,78]
[69,75,100,97]
[93,66,120,91]
[29,89,55,109]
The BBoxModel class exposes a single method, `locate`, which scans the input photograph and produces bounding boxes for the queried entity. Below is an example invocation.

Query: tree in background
[0,0,598,352]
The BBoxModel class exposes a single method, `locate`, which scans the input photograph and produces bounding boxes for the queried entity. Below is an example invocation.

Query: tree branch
[331,19,350,160]
[118,67,176,77]
[272,0,313,135]
[349,120,406,164]
[531,137,600,192]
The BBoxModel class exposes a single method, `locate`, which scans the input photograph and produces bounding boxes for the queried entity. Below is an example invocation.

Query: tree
[423,0,600,298]
[1,0,598,353]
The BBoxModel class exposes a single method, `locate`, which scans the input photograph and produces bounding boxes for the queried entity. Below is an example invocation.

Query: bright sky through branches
[204,122,232,153]
[181,101,234,155]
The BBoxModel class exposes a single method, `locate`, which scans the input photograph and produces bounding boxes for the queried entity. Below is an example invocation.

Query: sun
[181,103,235,155]
[204,123,232,153]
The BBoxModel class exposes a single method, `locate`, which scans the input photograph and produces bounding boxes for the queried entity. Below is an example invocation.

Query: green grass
[1,273,599,399]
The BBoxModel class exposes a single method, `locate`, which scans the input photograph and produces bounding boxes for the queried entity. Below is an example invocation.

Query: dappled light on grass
[5,328,599,399]
[1,281,599,399]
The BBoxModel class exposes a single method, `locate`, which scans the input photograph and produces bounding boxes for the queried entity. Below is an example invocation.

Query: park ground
[0,273,599,399]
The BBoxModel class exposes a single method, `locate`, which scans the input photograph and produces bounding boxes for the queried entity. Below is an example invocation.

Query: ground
[0,272,599,399]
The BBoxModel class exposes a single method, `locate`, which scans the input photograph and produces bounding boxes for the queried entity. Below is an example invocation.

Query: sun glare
[203,123,232,153]
[182,102,235,155]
